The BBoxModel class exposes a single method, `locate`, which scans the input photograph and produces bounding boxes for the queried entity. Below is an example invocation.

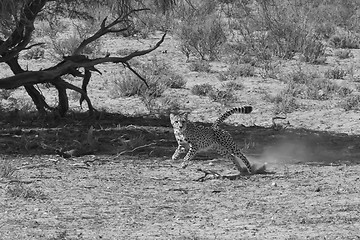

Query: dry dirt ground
[1,32,360,239]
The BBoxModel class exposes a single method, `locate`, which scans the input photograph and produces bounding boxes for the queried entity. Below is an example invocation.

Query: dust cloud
[248,139,317,171]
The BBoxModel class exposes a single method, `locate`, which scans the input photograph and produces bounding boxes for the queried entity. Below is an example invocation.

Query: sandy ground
[0,155,359,240]
[0,31,360,239]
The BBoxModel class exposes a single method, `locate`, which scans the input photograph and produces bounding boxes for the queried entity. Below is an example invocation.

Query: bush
[324,67,347,79]
[189,60,211,72]
[0,89,14,100]
[111,58,184,98]
[164,74,187,89]
[111,74,143,98]
[178,14,226,60]
[340,95,360,111]
[6,183,47,200]
[191,83,213,96]
[218,64,255,81]
[314,22,336,39]
[228,1,327,63]
[287,68,318,84]
[300,36,326,64]
[208,89,237,104]
[334,49,353,59]
[285,77,348,100]
[222,81,244,91]
[0,161,16,179]
[273,94,299,114]
[264,92,299,114]
[22,47,45,60]
[52,33,100,58]
[232,64,255,77]
[329,34,360,49]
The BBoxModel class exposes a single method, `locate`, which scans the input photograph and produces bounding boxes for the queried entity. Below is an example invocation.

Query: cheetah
[170,106,253,173]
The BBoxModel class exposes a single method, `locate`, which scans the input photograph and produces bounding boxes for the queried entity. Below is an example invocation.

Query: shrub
[338,86,353,97]
[22,47,45,60]
[258,60,281,79]
[221,42,255,65]
[6,183,47,200]
[273,94,299,114]
[287,68,318,84]
[178,14,226,60]
[0,89,14,100]
[111,58,183,97]
[142,96,182,117]
[208,89,237,104]
[219,64,256,81]
[300,36,326,64]
[189,60,211,72]
[52,33,100,58]
[265,93,299,114]
[0,161,16,179]
[314,22,336,39]
[340,95,360,111]
[324,67,347,79]
[191,83,214,96]
[283,66,347,100]
[329,34,360,49]
[132,12,171,39]
[164,74,187,89]
[222,81,244,91]
[305,78,341,100]
[232,64,255,77]
[229,1,327,63]
[111,74,142,98]
[334,49,353,59]
[111,74,168,98]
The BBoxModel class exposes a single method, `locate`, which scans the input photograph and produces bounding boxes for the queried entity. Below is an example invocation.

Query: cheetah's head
[170,113,189,130]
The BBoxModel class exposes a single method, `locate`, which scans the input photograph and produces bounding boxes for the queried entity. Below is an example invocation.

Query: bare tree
[0,0,175,116]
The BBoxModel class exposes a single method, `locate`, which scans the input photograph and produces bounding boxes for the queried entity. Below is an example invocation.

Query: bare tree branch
[0,0,47,62]
[0,33,166,89]
[124,62,149,87]
[57,78,95,113]
[73,8,150,55]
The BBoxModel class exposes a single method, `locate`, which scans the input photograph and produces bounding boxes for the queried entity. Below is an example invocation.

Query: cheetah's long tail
[212,106,252,129]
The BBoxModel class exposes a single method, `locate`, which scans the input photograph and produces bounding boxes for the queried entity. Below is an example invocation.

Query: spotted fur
[170,106,252,173]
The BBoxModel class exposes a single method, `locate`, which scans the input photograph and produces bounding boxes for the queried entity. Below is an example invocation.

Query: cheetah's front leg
[172,145,186,160]
[181,143,198,168]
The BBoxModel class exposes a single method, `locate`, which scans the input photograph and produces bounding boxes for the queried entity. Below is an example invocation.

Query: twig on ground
[0,179,36,184]
[168,188,188,194]
[196,168,223,182]
[115,142,156,157]
[272,116,289,130]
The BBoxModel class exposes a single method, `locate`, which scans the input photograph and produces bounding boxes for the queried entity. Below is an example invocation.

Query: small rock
[315,187,321,192]
[271,182,277,187]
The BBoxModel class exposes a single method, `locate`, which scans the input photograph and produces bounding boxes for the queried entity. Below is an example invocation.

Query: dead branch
[0,179,36,184]
[0,33,166,89]
[124,62,149,87]
[73,8,150,55]
[116,142,156,157]
[23,42,45,50]
[57,78,95,113]
[0,0,46,62]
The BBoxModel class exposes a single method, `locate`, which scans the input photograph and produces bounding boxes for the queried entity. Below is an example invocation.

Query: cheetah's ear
[181,112,189,119]
[169,113,175,121]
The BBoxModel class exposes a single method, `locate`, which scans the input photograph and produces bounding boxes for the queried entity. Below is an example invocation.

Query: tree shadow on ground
[0,111,359,166]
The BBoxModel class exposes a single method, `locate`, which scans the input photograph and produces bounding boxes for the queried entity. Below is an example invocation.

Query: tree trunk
[6,56,49,114]
[53,79,69,117]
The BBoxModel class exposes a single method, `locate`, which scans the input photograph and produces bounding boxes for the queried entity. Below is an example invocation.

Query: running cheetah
[170,106,252,173]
